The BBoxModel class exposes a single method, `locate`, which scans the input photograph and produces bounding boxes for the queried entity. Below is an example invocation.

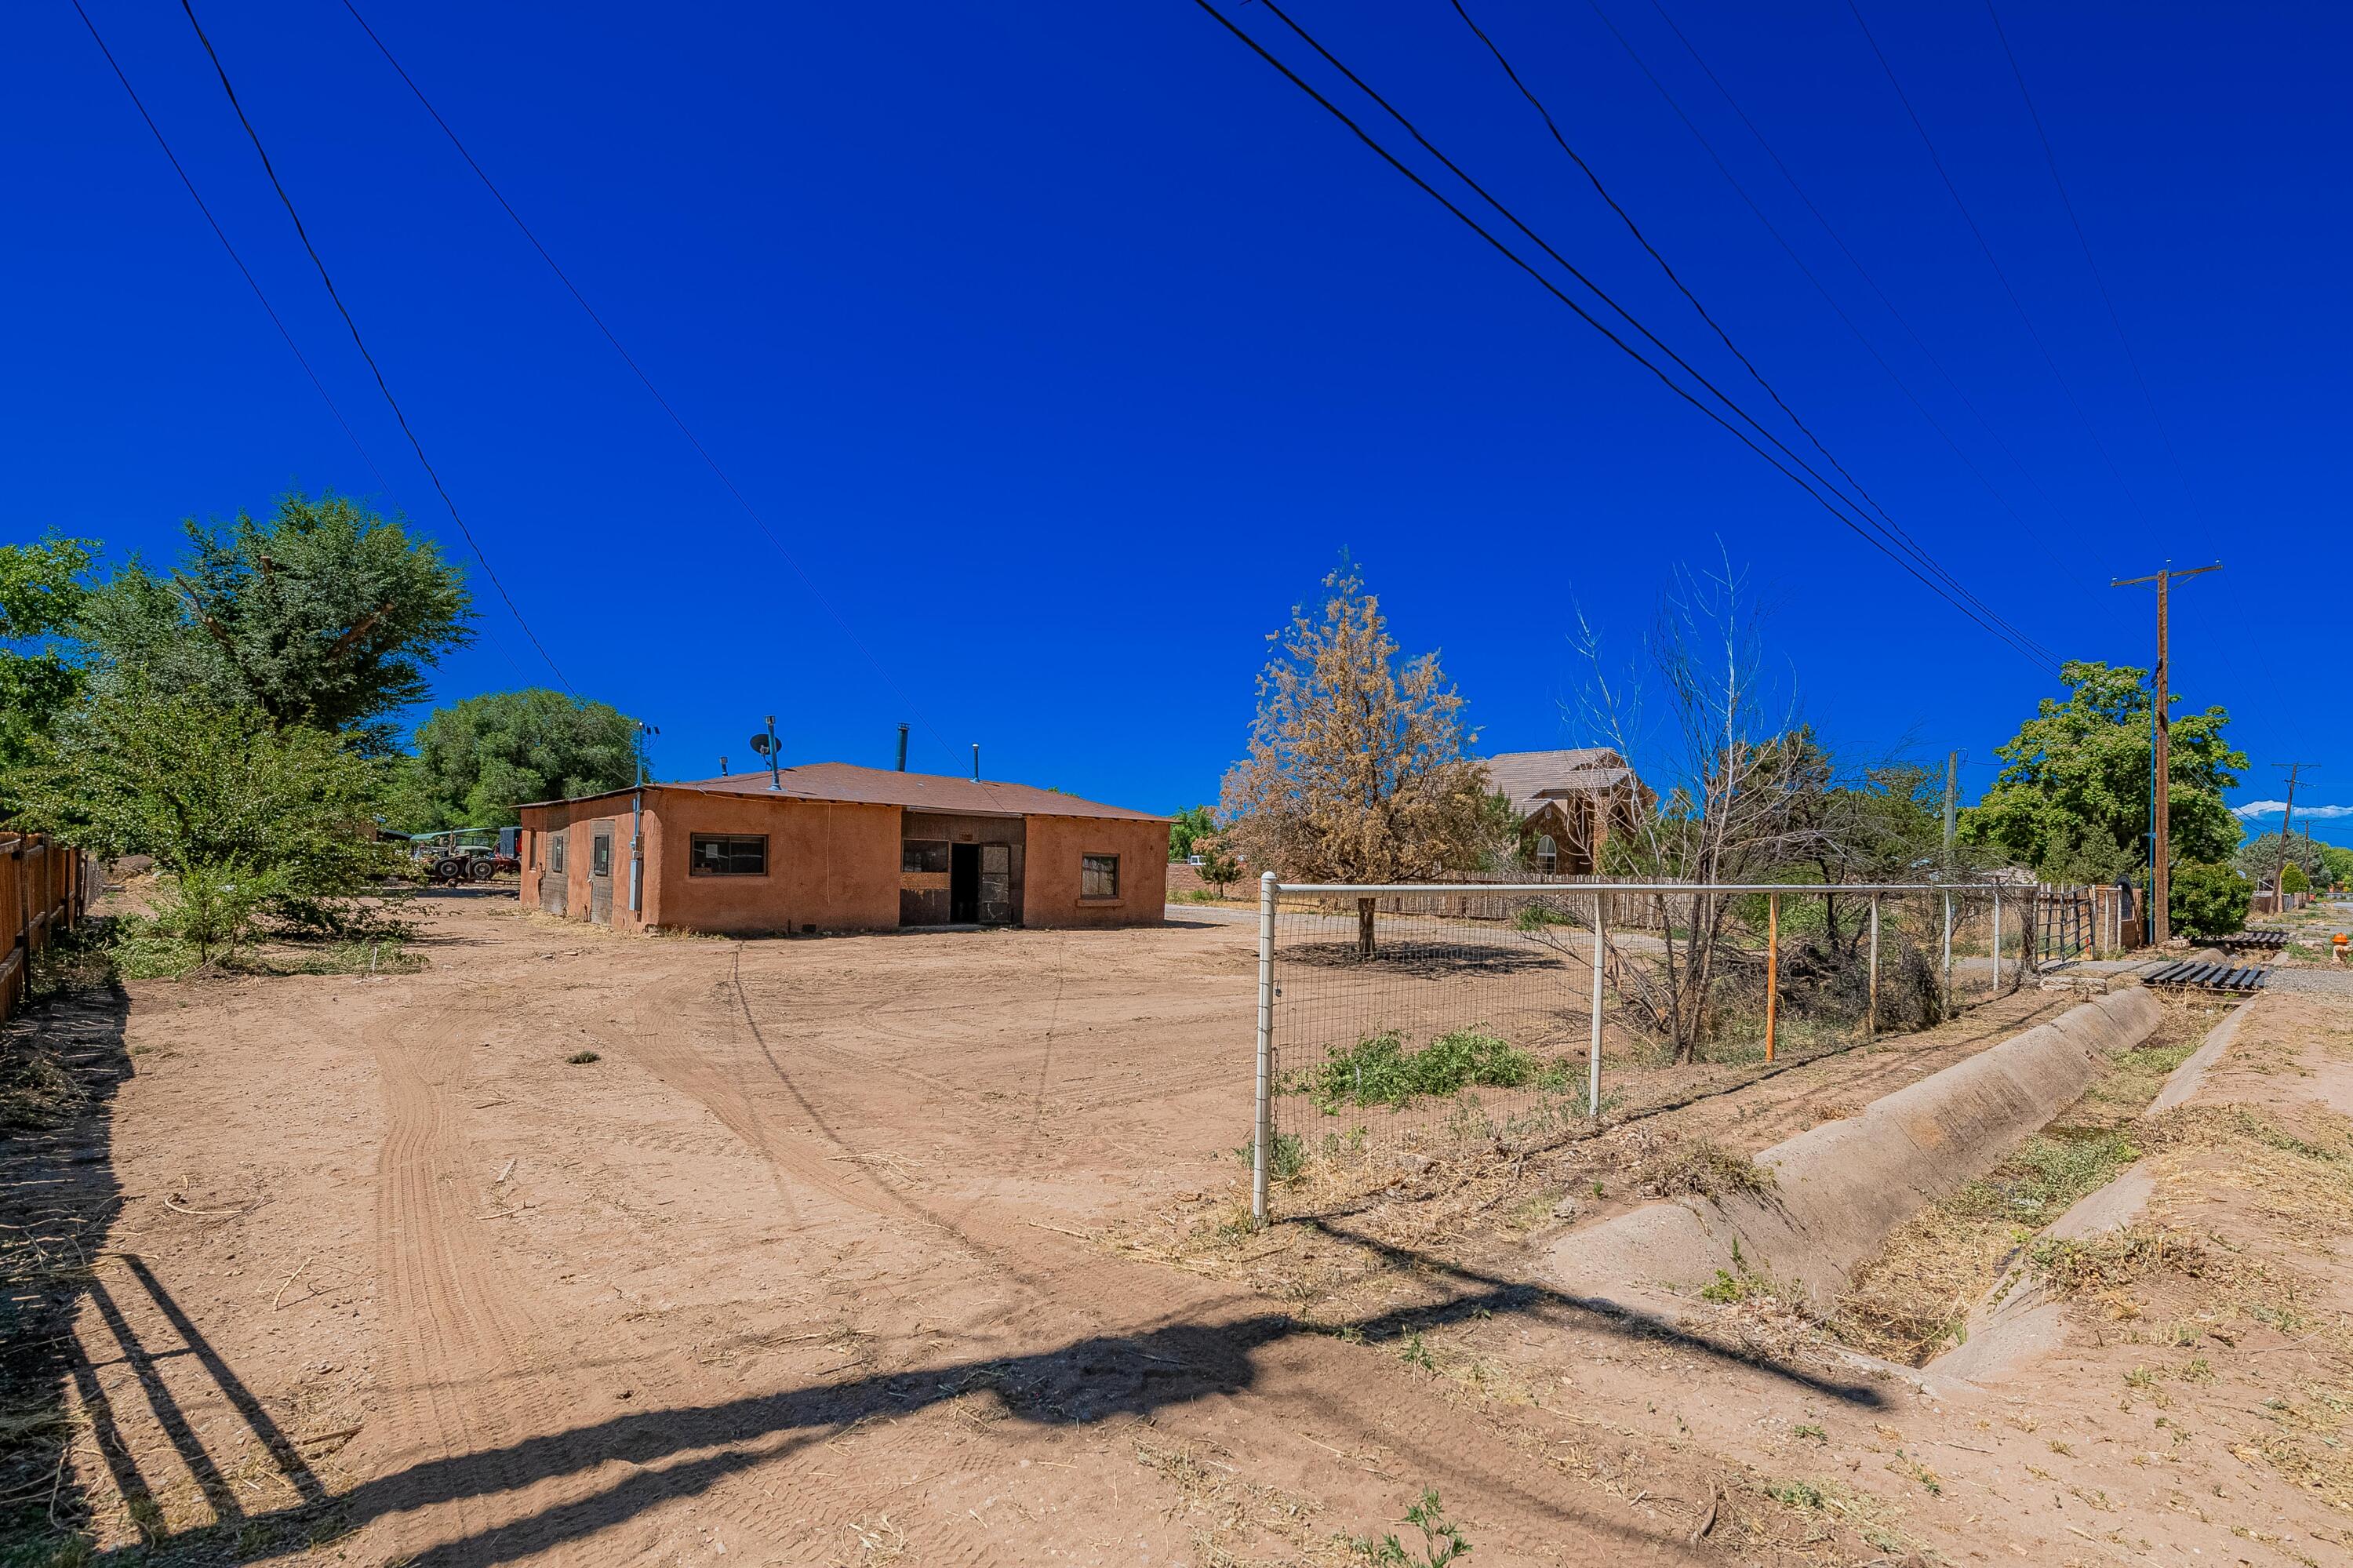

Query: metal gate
[978,842,1012,924]
[2035,884,2093,966]
[589,828,613,925]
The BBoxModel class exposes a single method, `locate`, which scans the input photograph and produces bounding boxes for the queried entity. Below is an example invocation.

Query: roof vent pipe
[972,743,980,781]
[896,723,909,773]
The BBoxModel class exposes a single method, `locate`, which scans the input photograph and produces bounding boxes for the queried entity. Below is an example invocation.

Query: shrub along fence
[1,833,90,1023]
[1246,875,2042,1225]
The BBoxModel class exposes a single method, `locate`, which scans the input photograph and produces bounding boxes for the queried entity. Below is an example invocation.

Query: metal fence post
[1253,871,1276,1230]
[1764,891,1780,1062]
[1991,888,2002,999]
[1587,890,1605,1120]
[1941,891,1954,1017]
[1867,893,1880,1041]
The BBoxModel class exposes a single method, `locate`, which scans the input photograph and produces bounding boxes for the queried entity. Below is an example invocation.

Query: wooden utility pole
[2111,562,2221,946]
[2274,762,2318,900]
[1942,750,1959,868]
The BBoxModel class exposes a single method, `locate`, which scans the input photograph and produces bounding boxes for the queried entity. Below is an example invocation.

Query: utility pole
[627,720,658,916]
[2111,562,2221,946]
[2274,762,2318,901]
[1941,750,1959,869]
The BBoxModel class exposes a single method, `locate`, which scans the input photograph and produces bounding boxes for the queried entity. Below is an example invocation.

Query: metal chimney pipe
[720,756,729,777]
[896,724,909,772]
[971,743,980,780]
[766,715,781,792]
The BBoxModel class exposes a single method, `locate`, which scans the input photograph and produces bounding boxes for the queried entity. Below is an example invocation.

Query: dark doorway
[951,843,980,923]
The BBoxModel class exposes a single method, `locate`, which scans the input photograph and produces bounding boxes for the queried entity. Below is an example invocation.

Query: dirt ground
[6,891,2350,1566]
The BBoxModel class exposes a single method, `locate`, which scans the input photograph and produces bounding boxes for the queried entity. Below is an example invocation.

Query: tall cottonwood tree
[1220,565,1492,954]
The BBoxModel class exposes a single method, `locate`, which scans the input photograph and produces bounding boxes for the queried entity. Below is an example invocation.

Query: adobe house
[516,763,1169,935]
[1484,748,1649,875]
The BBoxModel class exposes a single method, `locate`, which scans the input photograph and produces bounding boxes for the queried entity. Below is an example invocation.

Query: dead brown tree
[1220,563,1493,955]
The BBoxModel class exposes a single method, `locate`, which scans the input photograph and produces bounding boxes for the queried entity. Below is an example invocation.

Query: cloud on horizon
[2235,800,2353,820]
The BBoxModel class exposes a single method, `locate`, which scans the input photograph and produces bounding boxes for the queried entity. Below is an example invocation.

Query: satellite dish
[749,733,772,755]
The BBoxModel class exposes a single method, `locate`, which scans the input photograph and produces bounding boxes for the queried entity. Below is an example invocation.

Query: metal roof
[522,762,1170,823]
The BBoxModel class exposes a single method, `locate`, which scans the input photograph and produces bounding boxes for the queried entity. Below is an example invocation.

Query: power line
[1194,0,2059,675]
[174,0,576,694]
[1578,2,2046,555]
[1623,0,2068,532]
[1842,0,2137,512]
[65,0,397,509]
[1980,0,2195,511]
[1439,0,2055,670]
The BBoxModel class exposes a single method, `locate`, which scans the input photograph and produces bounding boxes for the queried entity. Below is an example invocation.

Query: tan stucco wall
[642,790,900,934]
[517,802,631,927]
[522,791,1165,934]
[1021,815,1169,928]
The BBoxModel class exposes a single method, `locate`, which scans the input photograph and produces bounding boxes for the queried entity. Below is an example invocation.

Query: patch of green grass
[1951,1127,2141,1228]
[1304,1027,1544,1111]
[1768,1479,1826,1510]
[1231,1130,1307,1185]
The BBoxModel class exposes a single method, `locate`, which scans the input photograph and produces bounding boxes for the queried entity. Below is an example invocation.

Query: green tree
[0,533,95,802]
[13,679,402,958]
[77,491,471,753]
[395,689,638,831]
[2318,842,2353,890]
[1962,661,2243,875]
[2281,862,2310,895]
[1168,804,1216,861]
[1195,835,1244,897]
[2169,861,2249,940]
[2233,829,2322,892]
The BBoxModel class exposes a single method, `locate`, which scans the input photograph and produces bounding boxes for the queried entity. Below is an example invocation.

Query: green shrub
[1306,1027,1539,1111]
[1231,1129,1307,1184]
[2169,861,2249,940]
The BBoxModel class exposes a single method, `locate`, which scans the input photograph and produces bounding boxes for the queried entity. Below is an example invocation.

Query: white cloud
[2235,800,2353,819]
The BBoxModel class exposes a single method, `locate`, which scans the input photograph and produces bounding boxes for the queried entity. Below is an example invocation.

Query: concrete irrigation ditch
[1541,985,2167,1316]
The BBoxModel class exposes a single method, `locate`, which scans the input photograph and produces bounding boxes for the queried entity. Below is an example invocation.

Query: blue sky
[9,2,2347,842]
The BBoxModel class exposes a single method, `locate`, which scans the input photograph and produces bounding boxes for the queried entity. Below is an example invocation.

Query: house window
[902,840,950,874]
[1536,834,1558,874]
[1081,853,1119,900]
[591,833,613,877]
[691,835,768,875]
[549,833,566,874]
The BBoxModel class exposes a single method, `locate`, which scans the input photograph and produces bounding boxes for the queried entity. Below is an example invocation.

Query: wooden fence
[1,833,89,1024]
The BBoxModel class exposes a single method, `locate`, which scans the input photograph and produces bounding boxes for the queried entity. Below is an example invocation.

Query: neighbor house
[1483,748,1649,875]
[517,763,1169,935]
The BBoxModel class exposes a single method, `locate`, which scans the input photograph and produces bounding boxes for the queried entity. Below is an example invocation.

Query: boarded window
[902,840,950,874]
[1081,853,1119,900]
[692,835,768,875]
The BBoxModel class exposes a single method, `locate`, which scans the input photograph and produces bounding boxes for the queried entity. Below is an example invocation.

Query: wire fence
[1249,876,2041,1224]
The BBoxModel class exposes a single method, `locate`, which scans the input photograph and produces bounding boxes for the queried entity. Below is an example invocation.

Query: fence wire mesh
[1257,879,2020,1222]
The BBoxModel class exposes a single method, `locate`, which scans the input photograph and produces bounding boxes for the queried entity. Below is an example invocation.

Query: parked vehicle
[392,827,521,885]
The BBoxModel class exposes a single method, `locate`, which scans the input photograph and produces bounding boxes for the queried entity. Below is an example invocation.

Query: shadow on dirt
[1284,939,1565,977]
[115,1224,1881,1566]
[0,967,133,1558]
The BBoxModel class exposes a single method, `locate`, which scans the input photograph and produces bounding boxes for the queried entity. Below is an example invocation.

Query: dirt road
[57,893,1767,1566]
